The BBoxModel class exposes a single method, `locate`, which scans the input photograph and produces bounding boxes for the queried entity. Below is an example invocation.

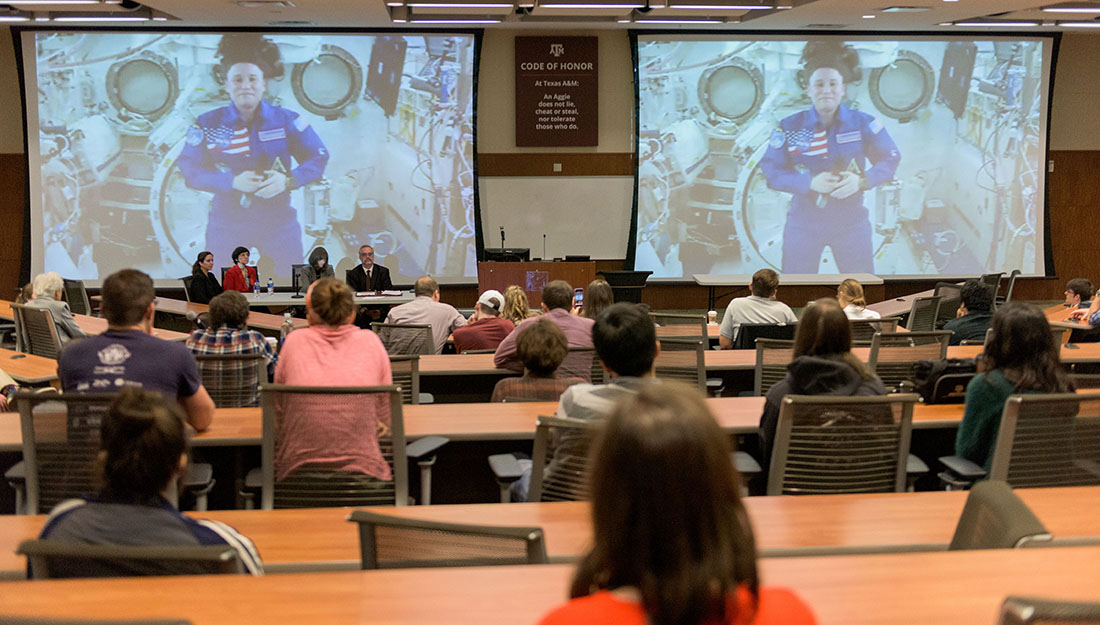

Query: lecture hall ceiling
[6,0,1100,30]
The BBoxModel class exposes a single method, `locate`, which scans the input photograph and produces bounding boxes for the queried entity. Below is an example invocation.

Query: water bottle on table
[280,312,294,345]
[252,279,260,296]
[267,278,274,295]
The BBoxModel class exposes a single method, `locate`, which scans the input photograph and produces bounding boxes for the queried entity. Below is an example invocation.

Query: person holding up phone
[572,279,613,320]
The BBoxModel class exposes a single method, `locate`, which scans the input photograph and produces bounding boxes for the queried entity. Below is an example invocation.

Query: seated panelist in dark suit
[346,244,392,292]
[347,244,393,327]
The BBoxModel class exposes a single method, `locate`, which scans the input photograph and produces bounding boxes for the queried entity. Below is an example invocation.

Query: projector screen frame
[628,29,1061,284]
[14,25,484,288]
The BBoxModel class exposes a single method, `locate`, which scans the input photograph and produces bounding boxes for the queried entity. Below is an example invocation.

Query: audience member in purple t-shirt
[58,269,214,432]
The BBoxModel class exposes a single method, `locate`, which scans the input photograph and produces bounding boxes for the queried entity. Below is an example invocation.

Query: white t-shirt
[719,295,797,341]
[843,304,881,320]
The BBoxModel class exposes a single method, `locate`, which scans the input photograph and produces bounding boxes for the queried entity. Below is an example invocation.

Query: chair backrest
[733,322,797,350]
[16,391,124,514]
[348,510,548,569]
[562,346,600,383]
[753,338,795,397]
[291,264,308,293]
[18,540,243,578]
[905,295,942,331]
[653,337,706,390]
[933,282,962,327]
[982,327,1069,349]
[11,303,63,360]
[867,330,952,392]
[988,392,1100,488]
[766,394,920,496]
[650,312,708,339]
[220,267,231,282]
[1002,269,1022,303]
[849,317,900,345]
[529,415,601,502]
[62,279,91,317]
[979,272,1004,293]
[179,276,194,303]
[371,322,434,356]
[1070,374,1100,390]
[259,384,407,509]
[948,480,1052,550]
[999,596,1100,625]
[194,353,267,408]
[389,354,421,405]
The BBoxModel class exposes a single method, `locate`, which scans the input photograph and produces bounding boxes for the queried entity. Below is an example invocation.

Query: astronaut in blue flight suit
[177,34,329,277]
[759,55,900,274]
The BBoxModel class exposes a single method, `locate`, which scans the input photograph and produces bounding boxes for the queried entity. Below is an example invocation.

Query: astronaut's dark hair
[801,40,861,84]
[215,33,284,82]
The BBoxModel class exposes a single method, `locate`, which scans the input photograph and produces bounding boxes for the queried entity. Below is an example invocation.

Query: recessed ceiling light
[882,6,929,11]
[954,20,1040,26]
[862,14,875,18]
[1043,4,1100,13]
[1059,19,1100,25]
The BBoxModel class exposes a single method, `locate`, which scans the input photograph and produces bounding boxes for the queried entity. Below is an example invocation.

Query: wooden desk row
[0,546,1097,624]
[0,300,189,343]
[2,487,1096,579]
[0,396,970,452]
[151,297,309,333]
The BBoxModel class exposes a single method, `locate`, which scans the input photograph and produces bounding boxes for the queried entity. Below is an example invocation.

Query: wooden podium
[477,261,596,307]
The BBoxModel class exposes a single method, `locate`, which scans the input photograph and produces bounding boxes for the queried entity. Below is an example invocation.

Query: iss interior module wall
[634,36,1052,279]
[23,31,477,284]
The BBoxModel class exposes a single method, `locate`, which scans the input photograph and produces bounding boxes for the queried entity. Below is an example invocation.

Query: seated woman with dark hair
[758,298,885,470]
[537,383,816,625]
[957,302,1073,471]
[189,251,223,305]
[490,318,585,402]
[223,246,259,293]
[297,246,335,292]
[186,290,278,379]
[36,388,263,576]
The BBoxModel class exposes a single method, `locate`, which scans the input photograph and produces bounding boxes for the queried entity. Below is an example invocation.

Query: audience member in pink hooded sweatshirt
[273,278,393,483]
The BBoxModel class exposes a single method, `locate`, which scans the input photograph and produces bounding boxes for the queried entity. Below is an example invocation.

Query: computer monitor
[483,248,531,262]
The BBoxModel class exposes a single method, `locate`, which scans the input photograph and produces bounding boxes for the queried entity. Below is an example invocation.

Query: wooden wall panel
[479,152,633,177]
[0,154,25,298]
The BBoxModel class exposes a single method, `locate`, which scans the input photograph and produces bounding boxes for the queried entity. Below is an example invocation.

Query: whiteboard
[478,176,634,260]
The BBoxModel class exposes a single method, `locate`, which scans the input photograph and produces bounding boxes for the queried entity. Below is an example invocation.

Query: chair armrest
[182,463,213,489]
[407,436,448,460]
[732,451,761,476]
[938,455,987,480]
[244,467,262,489]
[906,454,929,475]
[488,453,524,480]
[5,461,24,484]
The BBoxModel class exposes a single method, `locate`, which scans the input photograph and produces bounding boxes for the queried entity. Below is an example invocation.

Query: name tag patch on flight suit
[836,131,861,145]
[258,128,286,142]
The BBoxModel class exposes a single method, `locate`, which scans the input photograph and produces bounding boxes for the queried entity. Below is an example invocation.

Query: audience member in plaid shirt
[186,291,278,379]
[491,318,585,403]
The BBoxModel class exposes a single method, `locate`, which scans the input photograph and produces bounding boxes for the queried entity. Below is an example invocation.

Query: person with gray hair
[26,271,86,345]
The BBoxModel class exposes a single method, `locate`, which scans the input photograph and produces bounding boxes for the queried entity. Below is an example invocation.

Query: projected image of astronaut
[760,42,900,273]
[177,33,329,276]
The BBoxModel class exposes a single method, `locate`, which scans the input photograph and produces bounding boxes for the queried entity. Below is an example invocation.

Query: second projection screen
[634,35,1052,279]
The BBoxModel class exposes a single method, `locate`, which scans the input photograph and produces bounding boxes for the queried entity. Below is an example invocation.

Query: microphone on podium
[500,225,506,248]
[186,310,206,330]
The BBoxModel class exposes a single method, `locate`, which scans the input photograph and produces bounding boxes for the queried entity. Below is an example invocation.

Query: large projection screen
[634,34,1054,280]
[21,30,478,286]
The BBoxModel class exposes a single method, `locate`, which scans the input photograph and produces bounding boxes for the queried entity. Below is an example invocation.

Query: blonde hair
[837,278,867,308]
[501,285,534,326]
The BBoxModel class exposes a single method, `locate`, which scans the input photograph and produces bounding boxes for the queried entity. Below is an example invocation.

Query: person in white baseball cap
[453,288,515,353]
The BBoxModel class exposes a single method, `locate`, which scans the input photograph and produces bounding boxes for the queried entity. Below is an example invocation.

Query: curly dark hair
[801,40,862,84]
[215,33,284,83]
